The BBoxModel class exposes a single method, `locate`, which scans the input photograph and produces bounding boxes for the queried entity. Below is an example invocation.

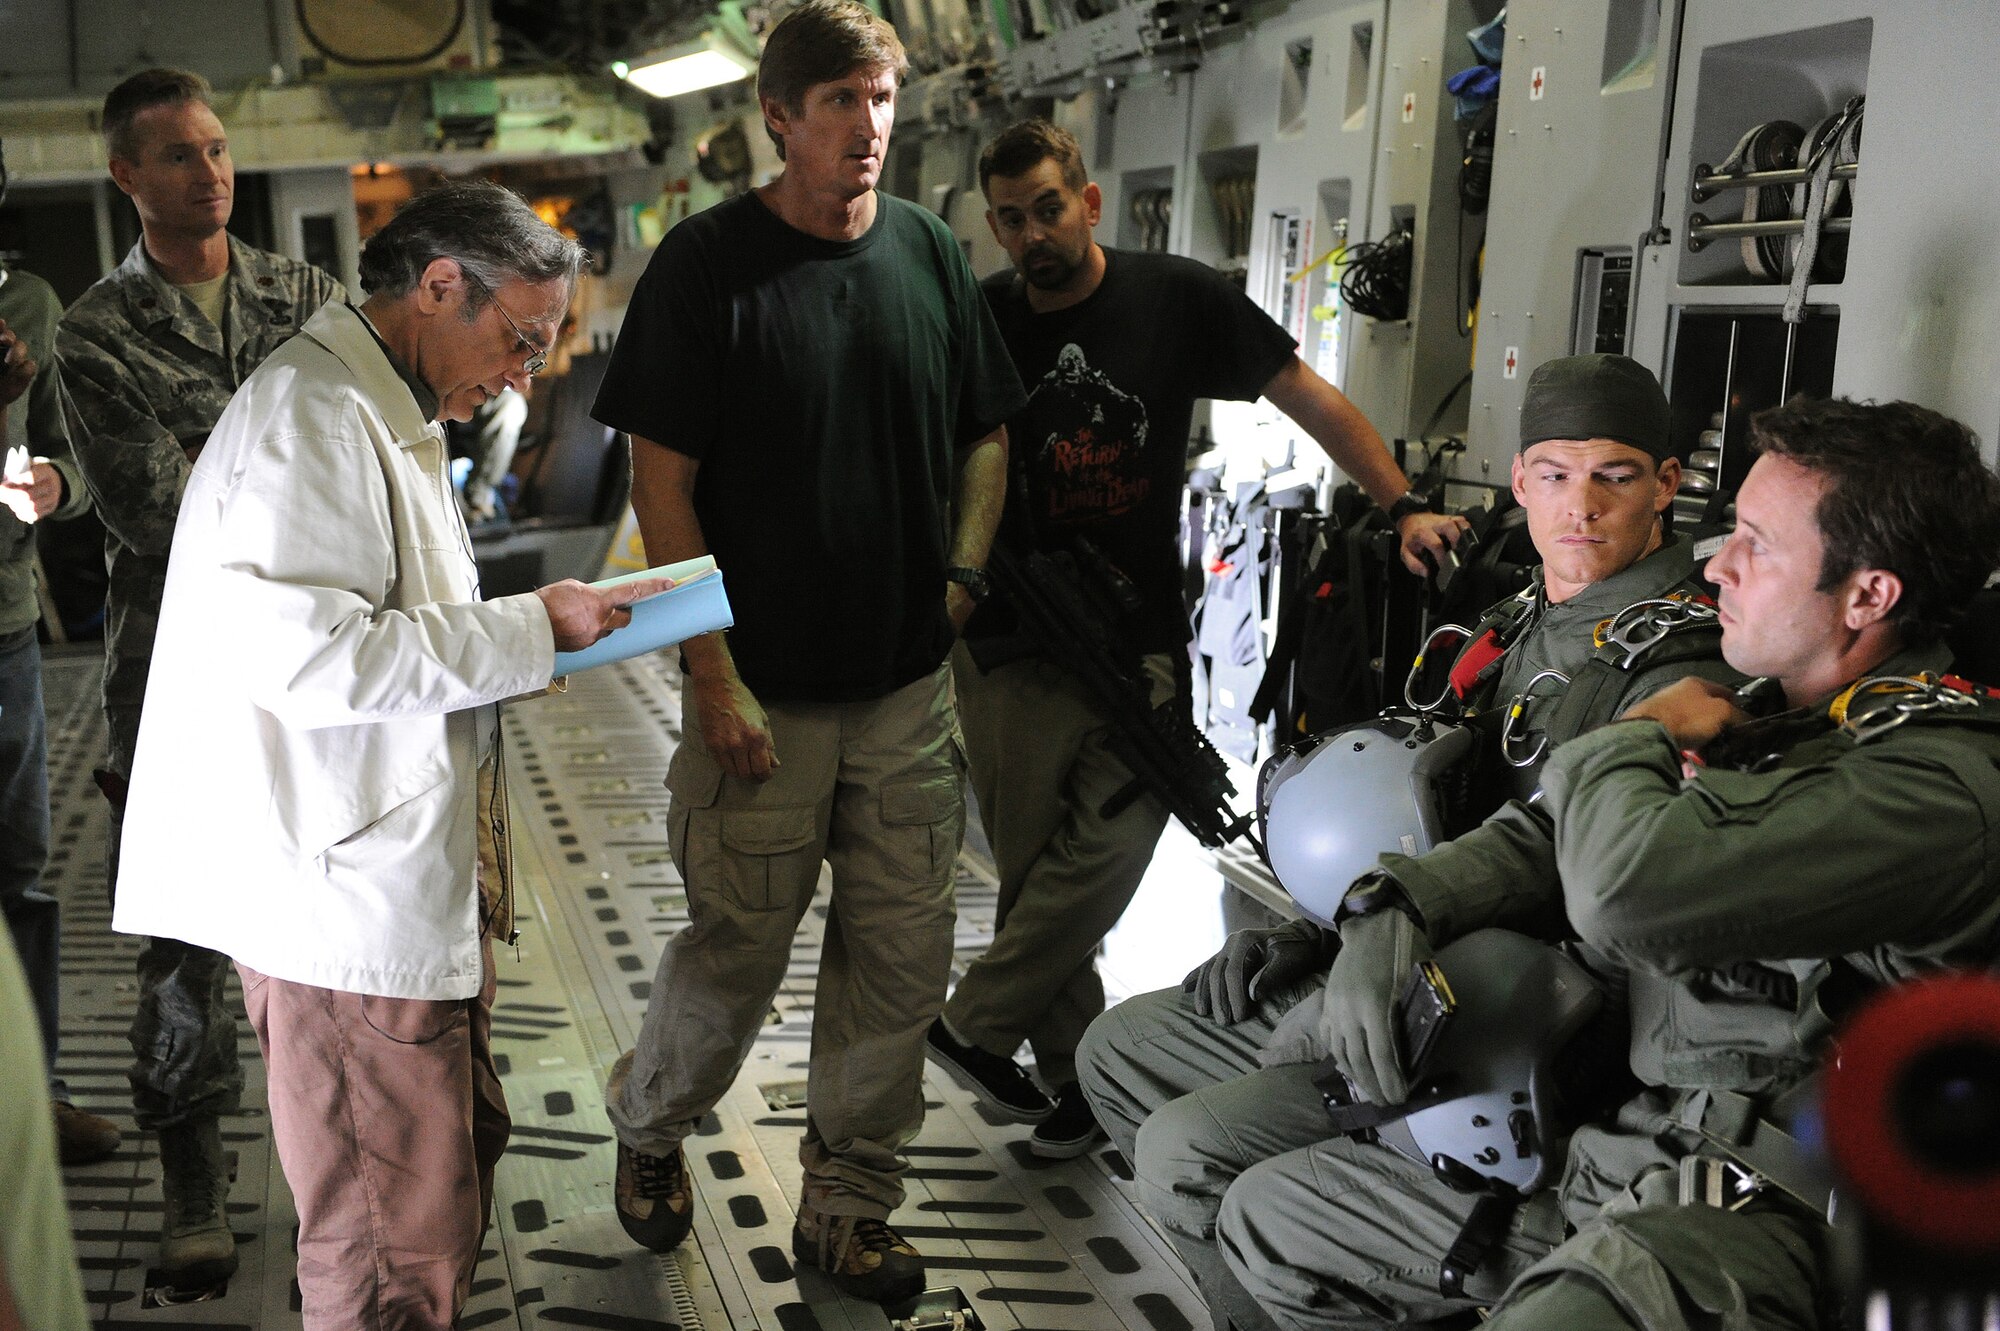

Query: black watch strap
[1386,490,1432,526]
[946,565,993,602]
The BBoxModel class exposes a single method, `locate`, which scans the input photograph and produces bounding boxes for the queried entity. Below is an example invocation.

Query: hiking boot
[158,1119,237,1289]
[792,1202,924,1305]
[924,1019,1053,1123]
[606,1048,695,1252]
[53,1100,122,1165]
[615,1140,694,1252]
[1030,1083,1105,1160]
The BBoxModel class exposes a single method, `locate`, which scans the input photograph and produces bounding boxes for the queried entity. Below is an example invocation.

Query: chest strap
[1432,586,1541,706]
[1683,1084,1836,1221]
[1534,593,1722,753]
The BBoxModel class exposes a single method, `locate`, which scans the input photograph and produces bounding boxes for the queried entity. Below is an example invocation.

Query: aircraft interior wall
[5,1,2000,1326]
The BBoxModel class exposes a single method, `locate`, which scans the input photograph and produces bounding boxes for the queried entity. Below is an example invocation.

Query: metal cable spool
[1705,119,1805,281]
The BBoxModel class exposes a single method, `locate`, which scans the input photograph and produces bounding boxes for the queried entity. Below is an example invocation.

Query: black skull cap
[1518,353,1672,462]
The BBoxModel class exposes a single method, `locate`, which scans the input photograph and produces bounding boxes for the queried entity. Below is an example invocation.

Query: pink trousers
[240,948,508,1330]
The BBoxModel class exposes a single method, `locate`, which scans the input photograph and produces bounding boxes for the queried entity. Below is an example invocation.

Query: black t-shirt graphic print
[975,248,1296,651]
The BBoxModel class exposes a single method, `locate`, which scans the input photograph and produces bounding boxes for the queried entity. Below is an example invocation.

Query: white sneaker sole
[1028,1127,1104,1160]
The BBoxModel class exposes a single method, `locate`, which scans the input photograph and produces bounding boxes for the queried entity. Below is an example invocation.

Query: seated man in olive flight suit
[1204,398,2000,1330]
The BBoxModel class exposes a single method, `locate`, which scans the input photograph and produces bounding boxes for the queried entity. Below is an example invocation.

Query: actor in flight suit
[57,67,341,1288]
[1076,352,1739,1331]
[1215,397,2000,1330]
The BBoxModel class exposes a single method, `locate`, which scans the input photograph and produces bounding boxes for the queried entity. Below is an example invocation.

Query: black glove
[1319,907,1431,1105]
[1183,918,1328,1025]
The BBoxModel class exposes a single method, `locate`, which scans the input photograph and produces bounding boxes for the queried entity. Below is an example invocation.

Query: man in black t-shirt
[589,2,1024,1305]
[923,120,1466,1160]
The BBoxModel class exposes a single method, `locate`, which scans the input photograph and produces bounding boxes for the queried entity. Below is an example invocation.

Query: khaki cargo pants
[609,665,966,1218]
[943,642,1178,1089]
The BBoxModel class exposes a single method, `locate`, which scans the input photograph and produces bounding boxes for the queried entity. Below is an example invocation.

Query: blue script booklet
[551,556,734,677]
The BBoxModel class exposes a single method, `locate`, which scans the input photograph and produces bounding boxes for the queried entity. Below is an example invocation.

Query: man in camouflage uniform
[1076,354,1739,1331]
[1204,397,2000,1330]
[2,144,123,1165]
[59,67,340,1289]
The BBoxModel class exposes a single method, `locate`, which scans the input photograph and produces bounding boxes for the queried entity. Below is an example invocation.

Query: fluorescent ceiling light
[619,33,755,99]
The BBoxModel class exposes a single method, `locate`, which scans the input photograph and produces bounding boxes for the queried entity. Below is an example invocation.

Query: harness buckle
[1838,676,1980,743]
[1593,596,1720,669]
[1500,668,1571,768]
[1677,1154,1768,1211]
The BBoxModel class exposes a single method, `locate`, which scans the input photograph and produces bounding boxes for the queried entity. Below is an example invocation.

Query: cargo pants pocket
[880,769,966,882]
[663,742,723,884]
[716,806,822,912]
[360,993,468,1046]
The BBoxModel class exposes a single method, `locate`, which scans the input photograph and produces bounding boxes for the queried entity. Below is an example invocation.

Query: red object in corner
[1824,972,2000,1254]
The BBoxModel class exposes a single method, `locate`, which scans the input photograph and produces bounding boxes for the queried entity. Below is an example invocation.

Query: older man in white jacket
[112,181,663,1330]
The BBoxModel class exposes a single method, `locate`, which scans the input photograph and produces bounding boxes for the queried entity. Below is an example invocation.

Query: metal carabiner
[1839,676,1978,743]
[1405,622,1475,714]
[1594,597,1719,669]
[1500,668,1570,768]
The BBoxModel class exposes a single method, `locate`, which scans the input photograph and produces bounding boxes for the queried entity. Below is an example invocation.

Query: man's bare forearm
[629,433,734,681]
[950,425,1009,568]
[1261,357,1410,508]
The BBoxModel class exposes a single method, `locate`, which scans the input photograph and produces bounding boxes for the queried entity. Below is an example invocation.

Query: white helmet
[1256,714,1478,925]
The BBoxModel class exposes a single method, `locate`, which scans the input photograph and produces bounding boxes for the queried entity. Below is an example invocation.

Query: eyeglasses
[463,269,551,376]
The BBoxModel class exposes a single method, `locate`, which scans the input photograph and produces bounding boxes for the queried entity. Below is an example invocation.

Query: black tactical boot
[157,1118,238,1289]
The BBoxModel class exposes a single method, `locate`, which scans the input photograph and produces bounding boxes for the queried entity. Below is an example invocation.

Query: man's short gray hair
[358,180,585,310]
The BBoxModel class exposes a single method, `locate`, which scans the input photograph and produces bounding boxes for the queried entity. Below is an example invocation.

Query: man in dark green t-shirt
[590,0,1024,1306]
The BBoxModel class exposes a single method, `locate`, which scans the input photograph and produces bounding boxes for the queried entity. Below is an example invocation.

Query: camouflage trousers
[108,706,244,1131]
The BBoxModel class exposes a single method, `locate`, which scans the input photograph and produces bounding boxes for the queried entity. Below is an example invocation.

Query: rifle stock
[970,539,1252,849]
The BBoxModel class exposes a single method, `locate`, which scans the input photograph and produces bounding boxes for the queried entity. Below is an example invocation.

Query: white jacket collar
[300,301,438,448]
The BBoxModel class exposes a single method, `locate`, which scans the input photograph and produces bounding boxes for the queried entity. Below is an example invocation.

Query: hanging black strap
[1249,517,1330,725]
[1439,1189,1525,1298]
[1314,1058,1527,1299]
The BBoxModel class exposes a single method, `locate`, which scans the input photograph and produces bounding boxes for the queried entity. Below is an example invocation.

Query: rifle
[968,535,1256,850]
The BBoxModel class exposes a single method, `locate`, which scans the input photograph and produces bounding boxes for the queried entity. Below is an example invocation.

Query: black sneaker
[1030,1083,1104,1160]
[792,1204,924,1305]
[615,1142,694,1252]
[924,1019,1054,1123]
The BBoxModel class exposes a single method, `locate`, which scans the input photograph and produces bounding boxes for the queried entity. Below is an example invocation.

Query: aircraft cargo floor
[41,644,1231,1330]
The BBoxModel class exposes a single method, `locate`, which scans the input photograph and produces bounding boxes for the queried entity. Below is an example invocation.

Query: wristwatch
[1385,490,1432,527]
[945,565,993,603]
